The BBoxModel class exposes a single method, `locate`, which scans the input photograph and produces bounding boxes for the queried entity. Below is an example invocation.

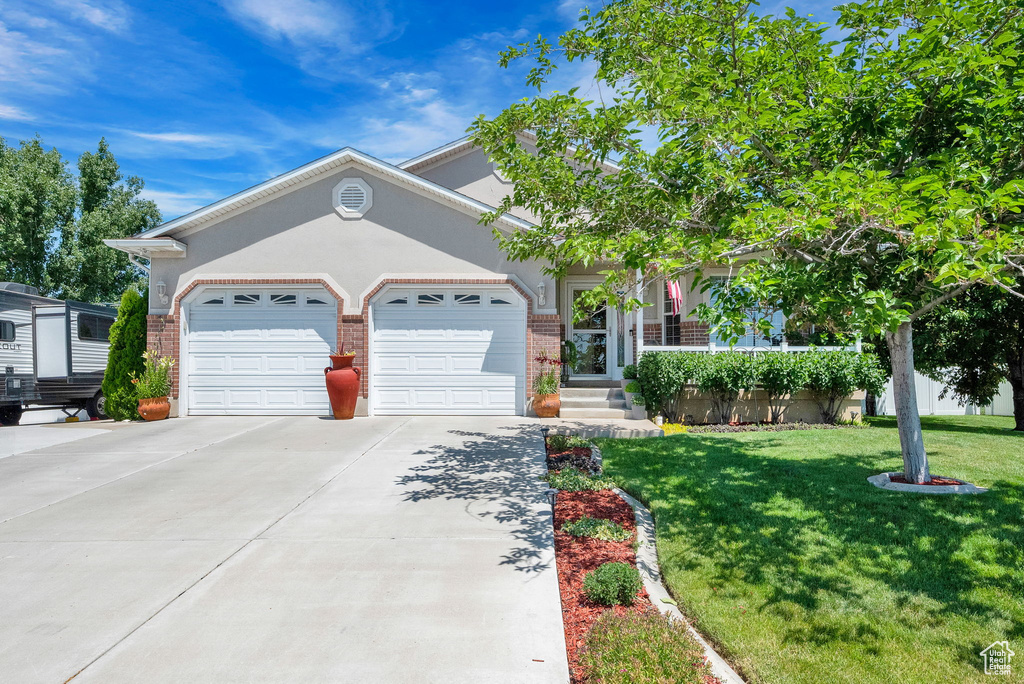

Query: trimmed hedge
[635,350,884,424]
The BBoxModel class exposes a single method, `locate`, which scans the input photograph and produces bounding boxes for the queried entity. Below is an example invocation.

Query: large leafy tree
[0,137,160,302]
[0,137,76,291]
[910,284,1024,430]
[49,139,162,302]
[471,0,1024,483]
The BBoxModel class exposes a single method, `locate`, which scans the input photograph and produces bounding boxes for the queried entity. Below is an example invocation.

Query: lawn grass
[599,415,1024,683]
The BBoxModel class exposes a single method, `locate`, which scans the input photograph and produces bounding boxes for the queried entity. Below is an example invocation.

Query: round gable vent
[332,178,372,219]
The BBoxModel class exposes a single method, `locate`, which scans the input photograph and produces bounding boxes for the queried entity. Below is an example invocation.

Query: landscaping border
[613,487,746,684]
[867,471,989,495]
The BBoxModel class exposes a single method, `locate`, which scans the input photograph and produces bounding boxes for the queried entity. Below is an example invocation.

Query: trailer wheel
[86,392,107,420]
[0,405,23,426]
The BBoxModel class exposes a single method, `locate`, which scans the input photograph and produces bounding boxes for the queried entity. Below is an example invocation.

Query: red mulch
[554,489,651,683]
[890,474,966,486]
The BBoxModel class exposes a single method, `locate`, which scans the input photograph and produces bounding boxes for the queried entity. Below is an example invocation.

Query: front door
[568,286,612,378]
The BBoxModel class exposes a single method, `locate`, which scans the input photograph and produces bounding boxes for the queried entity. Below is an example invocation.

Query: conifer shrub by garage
[101,286,148,420]
[583,561,642,606]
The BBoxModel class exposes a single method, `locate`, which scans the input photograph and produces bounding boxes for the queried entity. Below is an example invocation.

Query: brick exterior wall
[643,323,662,346]
[677,321,710,345]
[155,277,347,401]
[527,314,561,399]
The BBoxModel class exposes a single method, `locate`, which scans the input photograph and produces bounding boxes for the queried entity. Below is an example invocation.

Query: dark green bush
[622,364,638,380]
[581,610,711,684]
[637,351,699,422]
[583,562,643,606]
[101,286,148,420]
[561,516,632,542]
[693,351,756,424]
[803,351,885,423]
[755,352,807,423]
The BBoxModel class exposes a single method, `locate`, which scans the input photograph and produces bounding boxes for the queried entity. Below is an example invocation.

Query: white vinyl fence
[873,373,1013,416]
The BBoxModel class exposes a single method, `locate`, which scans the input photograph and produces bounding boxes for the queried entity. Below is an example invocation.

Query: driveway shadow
[394,423,553,574]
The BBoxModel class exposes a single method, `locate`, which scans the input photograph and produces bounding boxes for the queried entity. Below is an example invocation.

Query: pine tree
[102,286,148,420]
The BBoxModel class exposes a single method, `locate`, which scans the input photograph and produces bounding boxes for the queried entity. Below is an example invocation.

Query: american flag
[666,279,684,316]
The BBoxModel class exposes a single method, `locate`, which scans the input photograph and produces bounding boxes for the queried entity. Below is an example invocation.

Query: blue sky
[0,0,837,221]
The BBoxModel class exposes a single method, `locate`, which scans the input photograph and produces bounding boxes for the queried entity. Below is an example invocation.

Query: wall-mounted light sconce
[537,281,547,306]
[156,281,169,305]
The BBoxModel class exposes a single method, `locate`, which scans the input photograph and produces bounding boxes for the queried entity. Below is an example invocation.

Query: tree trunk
[885,322,931,483]
[1008,347,1024,432]
[865,393,877,417]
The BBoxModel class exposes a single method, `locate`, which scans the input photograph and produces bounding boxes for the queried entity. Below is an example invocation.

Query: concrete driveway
[0,417,568,683]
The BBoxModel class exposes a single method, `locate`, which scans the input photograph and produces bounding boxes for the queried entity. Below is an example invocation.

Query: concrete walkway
[0,416,568,683]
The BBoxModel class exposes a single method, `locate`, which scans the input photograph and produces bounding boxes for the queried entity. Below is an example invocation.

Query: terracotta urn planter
[325,354,361,420]
[534,393,560,418]
[137,396,170,421]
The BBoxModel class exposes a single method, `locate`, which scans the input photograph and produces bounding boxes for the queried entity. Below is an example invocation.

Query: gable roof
[398,131,623,175]
[133,147,535,240]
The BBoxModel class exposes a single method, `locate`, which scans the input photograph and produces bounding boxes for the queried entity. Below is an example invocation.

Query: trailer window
[78,314,112,342]
[0,320,14,341]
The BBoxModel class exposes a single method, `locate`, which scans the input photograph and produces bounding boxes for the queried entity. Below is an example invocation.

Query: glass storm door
[570,288,610,377]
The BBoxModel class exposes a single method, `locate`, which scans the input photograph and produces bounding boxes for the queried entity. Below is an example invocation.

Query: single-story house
[106,135,857,420]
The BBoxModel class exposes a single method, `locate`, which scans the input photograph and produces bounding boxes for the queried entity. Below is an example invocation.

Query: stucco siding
[148,165,553,315]
[412,147,540,224]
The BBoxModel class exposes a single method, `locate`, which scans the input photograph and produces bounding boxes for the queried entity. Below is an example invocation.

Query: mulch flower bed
[890,474,965,486]
[553,488,651,683]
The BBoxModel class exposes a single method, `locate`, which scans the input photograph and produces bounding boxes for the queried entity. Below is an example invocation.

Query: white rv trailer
[0,282,115,425]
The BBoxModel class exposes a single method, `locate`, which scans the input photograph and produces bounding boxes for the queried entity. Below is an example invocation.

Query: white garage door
[371,286,526,415]
[185,288,336,415]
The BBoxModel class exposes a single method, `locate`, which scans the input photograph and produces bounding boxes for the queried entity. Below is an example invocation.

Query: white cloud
[0,20,84,92]
[52,0,131,32]
[125,130,230,145]
[353,98,471,162]
[557,0,588,22]
[223,0,345,43]
[0,103,32,121]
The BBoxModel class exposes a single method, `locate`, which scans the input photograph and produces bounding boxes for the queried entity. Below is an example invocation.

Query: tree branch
[909,283,972,321]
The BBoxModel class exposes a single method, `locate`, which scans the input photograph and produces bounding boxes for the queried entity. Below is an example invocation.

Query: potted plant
[324,347,361,420]
[533,350,562,418]
[131,350,175,421]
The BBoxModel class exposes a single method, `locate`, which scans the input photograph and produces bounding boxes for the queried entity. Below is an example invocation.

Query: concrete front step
[559,407,633,419]
[560,387,625,401]
[563,380,621,388]
[560,398,629,410]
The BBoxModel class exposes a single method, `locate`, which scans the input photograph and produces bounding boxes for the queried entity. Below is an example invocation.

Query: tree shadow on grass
[870,415,1024,438]
[603,433,1024,673]
[393,422,554,574]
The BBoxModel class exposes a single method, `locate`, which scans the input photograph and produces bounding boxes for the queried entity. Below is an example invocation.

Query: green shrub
[561,516,632,542]
[583,562,642,605]
[581,610,711,684]
[622,364,638,380]
[637,351,699,422]
[548,434,591,451]
[101,286,148,420]
[624,380,642,394]
[543,467,615,492]
[755,352,807,423]
[693,351,756,424]
[803,351,885,423]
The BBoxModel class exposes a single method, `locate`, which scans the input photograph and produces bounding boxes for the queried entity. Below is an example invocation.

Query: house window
[78,314,111,342]
[383,295,408,305]
[306,296,330,306]
[662,283,682,346]
[454,293,480,306]
[270,294,297,306]
[0,320,15,341]
[198,295,224,306]
[233,293,261,306]
[707,276,785,347]
[489,296,513,306]
[417,293,445,306]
